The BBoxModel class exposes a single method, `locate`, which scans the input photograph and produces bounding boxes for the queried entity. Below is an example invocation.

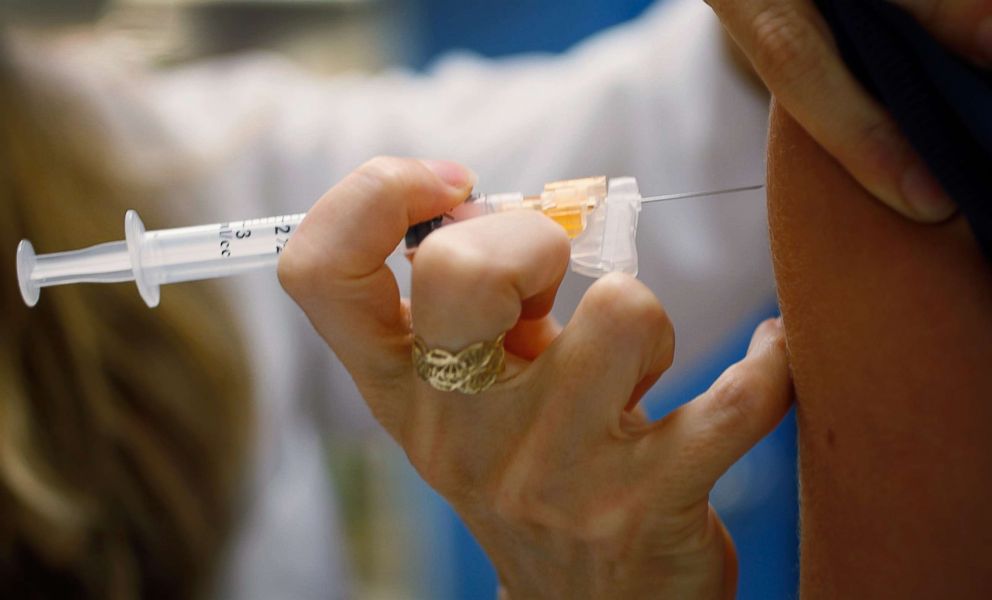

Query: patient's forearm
[767,102,992,598]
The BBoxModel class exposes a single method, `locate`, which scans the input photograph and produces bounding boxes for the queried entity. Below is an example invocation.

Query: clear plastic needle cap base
[404,175,644,278]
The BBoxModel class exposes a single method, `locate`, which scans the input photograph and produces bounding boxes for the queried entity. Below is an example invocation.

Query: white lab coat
[27,0,773,597]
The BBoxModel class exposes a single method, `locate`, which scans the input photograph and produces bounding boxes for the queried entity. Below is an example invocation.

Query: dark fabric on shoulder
[814,0,992,261]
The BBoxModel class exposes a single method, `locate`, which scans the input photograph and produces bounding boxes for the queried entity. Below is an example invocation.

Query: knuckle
[353,155,410,192]
[415,226,516,299]
[846,116,905,183]
[751,4,827,90]
[708,363,767,429]
[494,211,572,278]
[586,274,672,339]
[350,156,432,207]
[512,209,572,261]
[416,228,493,286]
[586,273,646,312]
[413,229,521,330]
[415,211,571,305]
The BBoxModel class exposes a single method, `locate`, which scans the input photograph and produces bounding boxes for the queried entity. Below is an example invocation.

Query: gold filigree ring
[412,332,506,394]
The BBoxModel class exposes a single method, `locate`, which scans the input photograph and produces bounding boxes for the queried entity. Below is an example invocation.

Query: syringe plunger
[18,210,304,308]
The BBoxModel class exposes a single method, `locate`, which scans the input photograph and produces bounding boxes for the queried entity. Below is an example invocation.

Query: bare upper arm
[767,101,992,598]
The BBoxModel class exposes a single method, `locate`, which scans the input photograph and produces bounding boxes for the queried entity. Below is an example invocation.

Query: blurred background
[2,1,796,598]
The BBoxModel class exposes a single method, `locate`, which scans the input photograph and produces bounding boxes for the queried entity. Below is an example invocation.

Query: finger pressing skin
[541,273,675,428]
[278,157,475,379]
[885,0,992,65]
[655,317,793,499]
[411,209,570,352]
[707,0,957,221]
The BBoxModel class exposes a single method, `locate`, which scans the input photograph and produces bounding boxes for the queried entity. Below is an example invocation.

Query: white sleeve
[145,0,761,204]
[145,0,775,427]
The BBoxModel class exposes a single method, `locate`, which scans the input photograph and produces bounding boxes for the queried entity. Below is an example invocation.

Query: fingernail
[979,18,992,65]
[748,317,782,353]
[421,159,477,190]
[901,161,956,221]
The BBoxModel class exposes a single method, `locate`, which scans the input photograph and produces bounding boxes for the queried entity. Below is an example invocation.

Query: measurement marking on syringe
[219,223,233,257]
[218,214,305,258]
[275,224,292,254]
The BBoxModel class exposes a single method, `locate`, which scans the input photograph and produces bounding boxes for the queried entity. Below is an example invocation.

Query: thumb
[650,317,794,499]
[279,156,474,381]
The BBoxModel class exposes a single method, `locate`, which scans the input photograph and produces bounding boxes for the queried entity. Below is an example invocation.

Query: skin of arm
[766,101,992,598]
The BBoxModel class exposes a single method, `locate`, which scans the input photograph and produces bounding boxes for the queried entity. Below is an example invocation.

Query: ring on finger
[412,332,506,394]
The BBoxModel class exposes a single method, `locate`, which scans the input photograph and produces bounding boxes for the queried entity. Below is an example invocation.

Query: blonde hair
[0,36,253,598]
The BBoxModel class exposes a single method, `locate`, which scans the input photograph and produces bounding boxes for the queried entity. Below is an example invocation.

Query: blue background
[408,0,657,67]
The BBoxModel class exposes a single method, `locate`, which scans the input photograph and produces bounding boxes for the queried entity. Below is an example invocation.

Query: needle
[641,183,765,205]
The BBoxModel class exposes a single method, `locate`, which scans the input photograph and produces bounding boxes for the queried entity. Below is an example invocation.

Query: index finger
[278,157,476,379]
[708,0,958,222]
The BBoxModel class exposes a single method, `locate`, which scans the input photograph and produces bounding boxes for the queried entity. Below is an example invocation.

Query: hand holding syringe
[16,176,761,308]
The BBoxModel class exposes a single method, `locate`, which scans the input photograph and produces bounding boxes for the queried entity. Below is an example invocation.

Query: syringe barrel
[140,214,302,286]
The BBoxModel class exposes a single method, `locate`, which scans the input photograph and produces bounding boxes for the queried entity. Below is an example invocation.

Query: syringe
[16,176,762,308]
